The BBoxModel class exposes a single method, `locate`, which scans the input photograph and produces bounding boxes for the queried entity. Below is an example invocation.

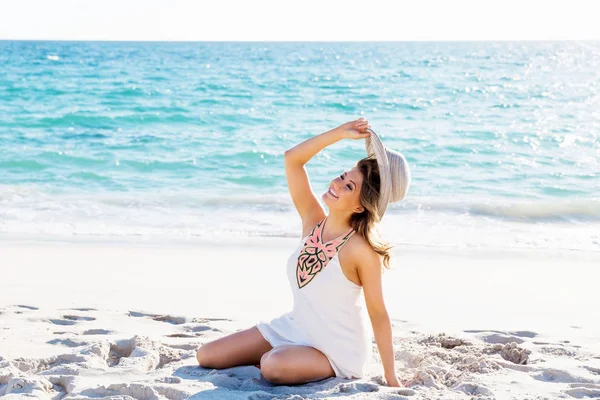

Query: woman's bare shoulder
[345,233,381,267]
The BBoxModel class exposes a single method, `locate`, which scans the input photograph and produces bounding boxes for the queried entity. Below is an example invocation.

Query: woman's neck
[323,212,352,241]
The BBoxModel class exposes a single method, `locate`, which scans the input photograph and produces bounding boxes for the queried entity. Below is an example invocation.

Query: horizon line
[2,39,600,43]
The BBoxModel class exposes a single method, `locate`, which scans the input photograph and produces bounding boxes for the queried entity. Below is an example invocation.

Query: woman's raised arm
[283,118,370,235]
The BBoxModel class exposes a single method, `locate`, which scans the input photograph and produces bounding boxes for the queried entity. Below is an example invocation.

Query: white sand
[1,238,599,399]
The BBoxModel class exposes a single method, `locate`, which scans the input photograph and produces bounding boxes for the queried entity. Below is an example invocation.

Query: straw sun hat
[364,127,411,221]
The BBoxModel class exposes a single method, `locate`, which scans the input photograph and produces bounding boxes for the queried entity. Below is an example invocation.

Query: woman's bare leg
[196,326,272,369]
[260,345,335,385]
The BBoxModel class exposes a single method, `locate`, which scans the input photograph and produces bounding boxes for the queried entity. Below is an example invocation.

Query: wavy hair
[349,157,393,269]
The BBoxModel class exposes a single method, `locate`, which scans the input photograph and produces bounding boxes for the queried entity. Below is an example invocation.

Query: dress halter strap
[296,217,355,289]
[319,217,355,246]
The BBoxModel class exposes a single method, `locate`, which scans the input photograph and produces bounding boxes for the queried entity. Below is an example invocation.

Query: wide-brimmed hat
[364,127,411,220]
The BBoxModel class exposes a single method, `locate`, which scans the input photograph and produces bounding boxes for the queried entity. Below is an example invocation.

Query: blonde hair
[349,157,393,269]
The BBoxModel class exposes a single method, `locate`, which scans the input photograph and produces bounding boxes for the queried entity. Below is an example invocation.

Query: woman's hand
[385,373,401,387]
[337,117,371,140]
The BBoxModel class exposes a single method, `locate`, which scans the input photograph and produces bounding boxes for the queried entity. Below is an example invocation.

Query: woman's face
[322,166,364,214]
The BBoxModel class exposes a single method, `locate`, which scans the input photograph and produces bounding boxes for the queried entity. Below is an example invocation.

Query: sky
[0,0,599,41]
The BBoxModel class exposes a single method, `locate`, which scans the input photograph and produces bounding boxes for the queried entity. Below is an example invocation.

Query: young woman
[196,117,411,387]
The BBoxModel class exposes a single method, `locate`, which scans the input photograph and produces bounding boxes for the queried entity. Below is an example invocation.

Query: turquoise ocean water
[0,41,598,251]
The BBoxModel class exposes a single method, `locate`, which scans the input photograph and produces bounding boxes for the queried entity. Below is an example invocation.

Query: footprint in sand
[465,329,537,345]
[78,382,189,400]
[584,366,600,375]
[47,338,89,348]
[14,305,39,311]
[164,322,222,339]
[83,329,114,335]
[63,315,96,322]
[248,394,274,400]
[3,377,54,397]
[176,324,223,338]
[156,376,182,384]
[188,325,212,332]
[464,329,505,334]
[564,383,600,398]
[339,382,380,393]
[509,330,538,338]
[537,346,578,357]
[191,317,231,323]
[46,314,95,326]
[127,311,187,325]
[464,329,538,339]
[187,325,220,333]
[482,333,525,345]
[108,336,185,370]
[453,382,494,396]
[163,343,199,351]
[533,368,596,383]
[49,319,77,326]
[8,304,39,315]
[166,333,196,338]
[394,388,417,396]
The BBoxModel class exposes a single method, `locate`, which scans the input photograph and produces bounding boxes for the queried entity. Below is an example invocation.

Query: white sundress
[256,217,373,379]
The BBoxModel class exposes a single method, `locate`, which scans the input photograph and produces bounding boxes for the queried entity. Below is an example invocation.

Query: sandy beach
[1,237,599,399]
[2,14,600,400]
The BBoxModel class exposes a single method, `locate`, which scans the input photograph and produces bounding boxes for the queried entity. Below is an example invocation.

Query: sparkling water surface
[1,41,598,250]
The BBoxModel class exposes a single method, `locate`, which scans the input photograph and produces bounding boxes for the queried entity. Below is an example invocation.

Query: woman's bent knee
[196,343,217,368]
[260,350,289,384]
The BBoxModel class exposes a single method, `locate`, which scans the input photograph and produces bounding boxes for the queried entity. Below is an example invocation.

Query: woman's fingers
[358,122,370,131]
[354,121,369,130]
[344,117,371,139]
